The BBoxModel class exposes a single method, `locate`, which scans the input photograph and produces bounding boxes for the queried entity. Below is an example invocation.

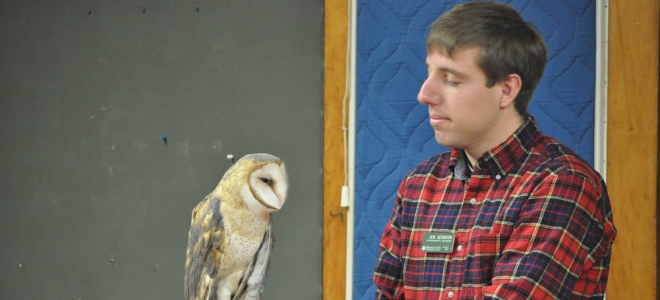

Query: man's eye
[444,78,459,86]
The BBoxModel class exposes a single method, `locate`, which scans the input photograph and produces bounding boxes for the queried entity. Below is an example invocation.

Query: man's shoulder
[532,134,602,182]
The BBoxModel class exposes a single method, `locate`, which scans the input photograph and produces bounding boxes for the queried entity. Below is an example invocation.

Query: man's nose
[417,77,437,105]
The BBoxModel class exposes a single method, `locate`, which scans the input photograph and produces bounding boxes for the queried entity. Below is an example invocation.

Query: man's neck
[463,113,525,168]
[464,151,478,168]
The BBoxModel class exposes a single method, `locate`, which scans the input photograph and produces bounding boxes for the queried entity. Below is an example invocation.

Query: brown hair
[427,1,548,115]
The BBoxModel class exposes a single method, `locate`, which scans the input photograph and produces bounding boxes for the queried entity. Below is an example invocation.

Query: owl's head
[222,153,288,213]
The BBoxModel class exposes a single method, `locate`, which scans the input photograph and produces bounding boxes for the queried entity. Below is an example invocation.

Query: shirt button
[470,198,477,205]
[448,291,454,298]
[495,174,502,180]
[456,245,463,252]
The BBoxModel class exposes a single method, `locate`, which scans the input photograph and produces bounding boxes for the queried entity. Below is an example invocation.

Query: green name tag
[422,232,455,253]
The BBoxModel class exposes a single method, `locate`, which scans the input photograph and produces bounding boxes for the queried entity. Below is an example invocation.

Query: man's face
[418,47,504,155]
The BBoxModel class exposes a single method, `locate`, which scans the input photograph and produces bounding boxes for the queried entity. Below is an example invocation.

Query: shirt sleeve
[482,170,617,299]
[374,181,407,300]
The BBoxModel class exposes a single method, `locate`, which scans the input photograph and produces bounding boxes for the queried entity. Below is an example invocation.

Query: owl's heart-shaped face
[247,162,288,211]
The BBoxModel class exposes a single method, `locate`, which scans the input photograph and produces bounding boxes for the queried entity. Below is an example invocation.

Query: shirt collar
[450,114,540,180]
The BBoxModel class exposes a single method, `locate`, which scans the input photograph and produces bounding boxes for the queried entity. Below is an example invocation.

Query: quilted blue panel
[354,0,596,299]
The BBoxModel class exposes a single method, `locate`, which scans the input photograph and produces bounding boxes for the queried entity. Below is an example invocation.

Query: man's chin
[434,133,453,148]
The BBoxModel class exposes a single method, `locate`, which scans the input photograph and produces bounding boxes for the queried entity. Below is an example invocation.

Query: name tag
[421,232,455,253]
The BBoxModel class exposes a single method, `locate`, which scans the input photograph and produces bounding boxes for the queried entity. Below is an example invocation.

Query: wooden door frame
[323,1,349,299]
[606,0,659,299]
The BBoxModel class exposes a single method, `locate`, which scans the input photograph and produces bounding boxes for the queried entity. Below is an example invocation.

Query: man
[373,2,616,299]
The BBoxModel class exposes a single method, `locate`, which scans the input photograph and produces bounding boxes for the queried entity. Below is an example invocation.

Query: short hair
[427,1,548,115]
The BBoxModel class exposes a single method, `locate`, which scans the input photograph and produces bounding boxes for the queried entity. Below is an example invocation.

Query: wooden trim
[606,0,659,299]
[323,0,349,299]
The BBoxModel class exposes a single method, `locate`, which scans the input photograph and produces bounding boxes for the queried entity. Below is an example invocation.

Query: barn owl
[185,153,288,300]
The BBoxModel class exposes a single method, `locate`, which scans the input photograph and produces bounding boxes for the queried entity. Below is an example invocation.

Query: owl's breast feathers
[232,219,274,300]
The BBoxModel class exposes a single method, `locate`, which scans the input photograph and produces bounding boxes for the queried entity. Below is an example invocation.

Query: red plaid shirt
[374,115,616,300]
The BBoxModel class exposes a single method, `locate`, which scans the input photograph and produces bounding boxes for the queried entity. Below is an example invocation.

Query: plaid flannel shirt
[374,115,616,300]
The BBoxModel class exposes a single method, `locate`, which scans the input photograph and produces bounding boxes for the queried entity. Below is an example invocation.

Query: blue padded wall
[354,0,597,298]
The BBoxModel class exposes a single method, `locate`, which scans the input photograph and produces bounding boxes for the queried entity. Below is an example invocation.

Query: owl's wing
[233,218,275,300]
[185,193,226,300]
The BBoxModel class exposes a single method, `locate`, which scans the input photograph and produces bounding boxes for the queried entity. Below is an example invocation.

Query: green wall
[0,1,323,299]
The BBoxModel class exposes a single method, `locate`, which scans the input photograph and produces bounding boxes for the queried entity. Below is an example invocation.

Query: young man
[373,2,616,299]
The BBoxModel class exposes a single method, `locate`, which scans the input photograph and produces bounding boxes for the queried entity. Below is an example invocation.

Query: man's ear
[499,74,522,109]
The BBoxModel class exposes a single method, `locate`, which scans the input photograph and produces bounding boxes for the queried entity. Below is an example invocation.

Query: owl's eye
[260,177,272,185]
